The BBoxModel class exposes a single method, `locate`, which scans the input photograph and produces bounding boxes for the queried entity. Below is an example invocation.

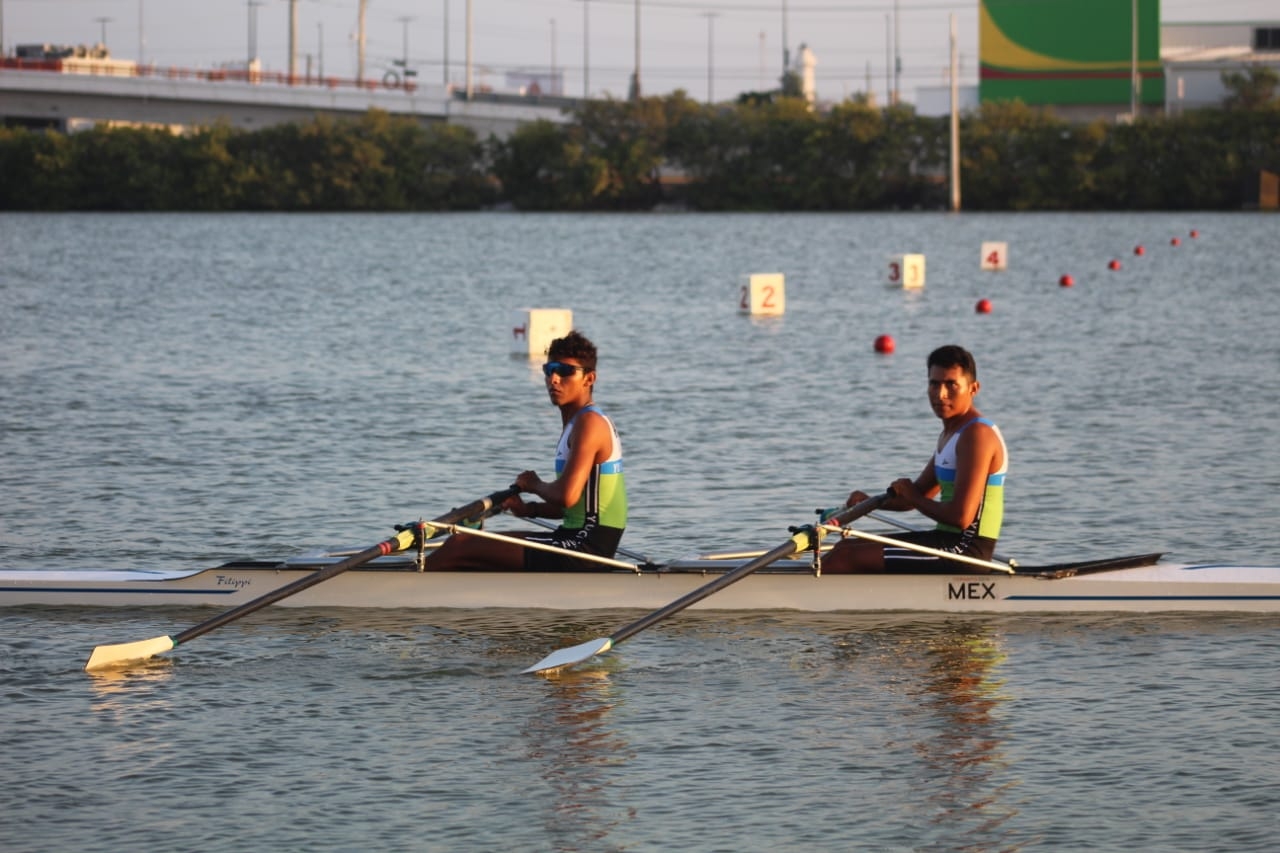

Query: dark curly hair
[548,330,598,371]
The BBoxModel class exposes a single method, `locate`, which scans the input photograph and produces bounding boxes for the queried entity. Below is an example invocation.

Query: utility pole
[583,0,590,98]
[137,0,145,66]
[317,21,324,79]
[357,0,368,85]
[465,0,473,99]
[949,13,960,212]
[289,0,299,81]
[702,12,718,103]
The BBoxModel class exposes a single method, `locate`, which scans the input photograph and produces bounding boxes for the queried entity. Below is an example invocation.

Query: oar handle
[172,485,519,647]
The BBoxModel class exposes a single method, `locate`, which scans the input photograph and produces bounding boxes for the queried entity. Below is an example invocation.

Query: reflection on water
[522,668,636,851]
[831,619,1023,850]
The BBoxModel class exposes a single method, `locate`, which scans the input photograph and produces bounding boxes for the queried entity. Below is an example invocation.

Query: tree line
[1,81,1277,212]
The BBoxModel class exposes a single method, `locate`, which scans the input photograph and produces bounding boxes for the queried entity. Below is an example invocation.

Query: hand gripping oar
[85,486,519,671]
[523,491,890,675]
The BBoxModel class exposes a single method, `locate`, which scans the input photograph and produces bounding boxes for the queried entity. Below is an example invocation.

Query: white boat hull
[3,556,1280,613]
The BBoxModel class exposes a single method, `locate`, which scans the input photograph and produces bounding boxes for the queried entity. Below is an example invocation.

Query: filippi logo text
[948,580,996,600]
[215,575,252,589]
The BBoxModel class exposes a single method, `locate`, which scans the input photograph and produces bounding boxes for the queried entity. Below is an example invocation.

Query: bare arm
[513,411,611,515]
[898,423,1001,529]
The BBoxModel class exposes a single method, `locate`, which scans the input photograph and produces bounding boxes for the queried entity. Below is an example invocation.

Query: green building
[980,0,1164,117]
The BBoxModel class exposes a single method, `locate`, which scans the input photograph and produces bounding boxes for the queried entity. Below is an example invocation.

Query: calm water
[1,212,1278,851]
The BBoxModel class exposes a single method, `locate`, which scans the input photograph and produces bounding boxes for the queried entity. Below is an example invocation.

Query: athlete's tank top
[934,416,1007,541]
[554,404,627,531]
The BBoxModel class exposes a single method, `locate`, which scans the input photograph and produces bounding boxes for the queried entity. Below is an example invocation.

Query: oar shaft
[171,486,517,645]
[434,524,641,572]
[867,511,1017,567]
[609,535,806,647]
[172,533,411,645]
[609,491,889,648]
[829,525,1015,574]
[524,516,653,565]
[93,486,519,666]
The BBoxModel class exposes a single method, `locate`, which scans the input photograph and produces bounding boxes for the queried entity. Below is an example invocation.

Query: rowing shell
[3,552,1280,612]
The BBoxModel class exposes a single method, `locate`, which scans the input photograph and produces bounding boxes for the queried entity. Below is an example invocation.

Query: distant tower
[795,43,817,106]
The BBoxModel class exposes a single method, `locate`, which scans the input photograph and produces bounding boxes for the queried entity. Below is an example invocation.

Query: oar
[524,515,656,566]
[523,491,889,675]
[822,525,1015,574]
[862,511,1019,568]
[84,486,519,671]
[426,523,642,571]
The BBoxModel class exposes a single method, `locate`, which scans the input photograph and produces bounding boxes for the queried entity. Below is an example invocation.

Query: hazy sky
[3,0,1276,104]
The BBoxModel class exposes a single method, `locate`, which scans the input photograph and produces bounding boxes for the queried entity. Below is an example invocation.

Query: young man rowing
[425,330,628,571]
[822,344,1008,573]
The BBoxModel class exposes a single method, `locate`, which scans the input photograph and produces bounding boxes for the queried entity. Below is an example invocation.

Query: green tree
[1221,66,1280,111]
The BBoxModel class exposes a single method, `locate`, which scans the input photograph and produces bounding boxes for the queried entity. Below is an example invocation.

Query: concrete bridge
[0,61,577,137]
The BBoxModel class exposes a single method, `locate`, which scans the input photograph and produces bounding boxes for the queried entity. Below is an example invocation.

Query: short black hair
[927,344,977,382]
[548,330,597,371]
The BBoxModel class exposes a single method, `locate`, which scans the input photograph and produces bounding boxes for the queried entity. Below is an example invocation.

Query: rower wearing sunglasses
[425,330,628,571]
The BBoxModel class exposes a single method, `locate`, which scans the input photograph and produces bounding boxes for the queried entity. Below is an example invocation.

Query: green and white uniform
[525,404,627,571]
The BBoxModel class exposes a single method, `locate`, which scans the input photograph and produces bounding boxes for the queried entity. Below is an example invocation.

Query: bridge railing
[0,57,430,94]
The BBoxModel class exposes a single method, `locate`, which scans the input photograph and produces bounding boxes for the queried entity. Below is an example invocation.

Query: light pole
[702,12,718,103]
[629,0,641,100]
[893,0,901,105]
[443,0,450,87]
[398,15,414,70]
[1130,0,1140,118]
[246,1,263,67]
[781,0,788,74]
[94,16,113,49]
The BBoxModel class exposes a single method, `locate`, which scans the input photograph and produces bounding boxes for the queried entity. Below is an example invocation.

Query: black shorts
[522,526,625,572]
[881,529,998,573]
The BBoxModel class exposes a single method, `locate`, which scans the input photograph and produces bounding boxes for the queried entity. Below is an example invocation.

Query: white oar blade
[85,635,176,671]
[523,637,613,675]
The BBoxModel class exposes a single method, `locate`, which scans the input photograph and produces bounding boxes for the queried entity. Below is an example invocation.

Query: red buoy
[1108,259,1122,271]
[874,334,895,354]
[1059,274,1075,287]
[1171,237,1182,246]
[1190,229,1199,238]
[1134,245,1145,256]
[975,298,992,314]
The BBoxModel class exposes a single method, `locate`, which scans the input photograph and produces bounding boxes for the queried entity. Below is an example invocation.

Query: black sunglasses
[542,361,590,378]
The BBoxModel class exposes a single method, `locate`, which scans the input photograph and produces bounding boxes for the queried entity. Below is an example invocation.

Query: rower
[820,344,1008,574]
